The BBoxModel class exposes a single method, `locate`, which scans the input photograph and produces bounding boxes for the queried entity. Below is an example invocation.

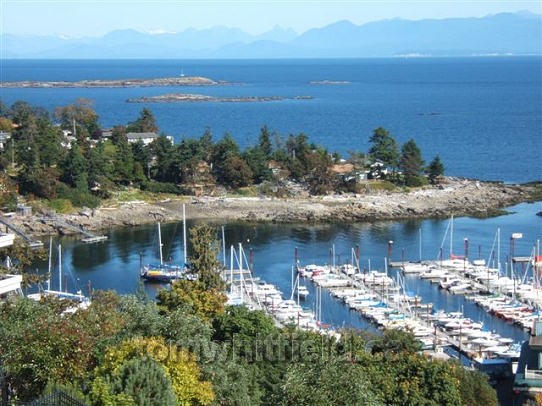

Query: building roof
[126,132,159,140]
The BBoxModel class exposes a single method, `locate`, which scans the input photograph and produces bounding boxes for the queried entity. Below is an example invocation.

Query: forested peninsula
[0,98,539,240]
[0,98,529,406]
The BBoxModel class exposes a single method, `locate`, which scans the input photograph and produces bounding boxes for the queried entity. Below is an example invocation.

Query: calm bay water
[2,58,541,340]
[28,202,542,343]
[1,57,541,183]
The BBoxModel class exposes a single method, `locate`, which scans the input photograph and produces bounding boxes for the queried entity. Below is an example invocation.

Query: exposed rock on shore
[310,80,351,85]
[1,76,223,88]
[127,94,313,103]
[4,179,539,240]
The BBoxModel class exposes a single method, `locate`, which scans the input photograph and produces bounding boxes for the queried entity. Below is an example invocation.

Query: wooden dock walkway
[0,217,43,248]
[40,214,108,244]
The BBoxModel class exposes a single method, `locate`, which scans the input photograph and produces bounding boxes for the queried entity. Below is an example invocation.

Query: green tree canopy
[156,280,226,321]
[400,139,425,186]
[188,224,225,290]
[109,356,178,405]
[258,125,273,157]
[221,155,253,188]
[280,358,382,405]
[368,127,400,169]
[61,143,89,190]
[126,107,159,133]
[426,154,445,184]
[55,98,100,142]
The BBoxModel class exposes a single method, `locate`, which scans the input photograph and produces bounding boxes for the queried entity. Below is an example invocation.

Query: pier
[0,217,43,248]
[296,257,523,371]
[40,214,107,244]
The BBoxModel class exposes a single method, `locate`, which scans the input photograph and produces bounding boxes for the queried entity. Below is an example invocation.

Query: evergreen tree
[113,136,135,185]
[212,134,241,185]
[87,141,110,190]
[198,127,214,161]
[110,357,177,405]
[426,155,445,184]
[110,125,127,145]
[0,100,11,118]
[243,147,272,184]
[258,125,273,157]
[368,127,400,169]
[127,107,159,133]
[221,155,253,188]
[399,139,425,186]
[61,143,89,190]
[131,140,150,180]
[35,118,64,167]
[304,148,335,194]
[148,136,178,183]
[188,224,225,291]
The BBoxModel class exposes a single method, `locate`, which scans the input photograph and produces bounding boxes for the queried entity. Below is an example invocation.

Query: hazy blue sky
[2,1,541,37]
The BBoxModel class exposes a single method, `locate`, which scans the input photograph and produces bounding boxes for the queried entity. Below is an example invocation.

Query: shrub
[140,181,184,195]
[46,198,75,214]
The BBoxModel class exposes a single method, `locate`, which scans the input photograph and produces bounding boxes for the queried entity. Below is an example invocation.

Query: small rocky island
[127,93,313,103]
[1,76,224,88]
[310,80,351,85]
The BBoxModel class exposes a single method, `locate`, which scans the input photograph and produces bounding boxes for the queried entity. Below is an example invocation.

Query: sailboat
[297,285,309,299]
[140,222,186,283]
[28,238,90,309]
[140,205,189,283]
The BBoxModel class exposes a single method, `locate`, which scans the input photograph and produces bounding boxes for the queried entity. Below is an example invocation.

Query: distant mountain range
[2,12,540,58]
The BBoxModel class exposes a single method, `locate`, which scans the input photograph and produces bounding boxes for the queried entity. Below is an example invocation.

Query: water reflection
[28,202,541,341]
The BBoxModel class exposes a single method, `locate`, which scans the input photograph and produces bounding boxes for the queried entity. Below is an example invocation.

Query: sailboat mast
[158,222,163,265]
[419,227,422,262]
[497,228,501,275]
[183,204,187,265]
[450,215,454,258]
[238,243,244,300]
[58,244,62,292]
[47,236,52,291]
[222,226,226,267]
[229,245,234,294]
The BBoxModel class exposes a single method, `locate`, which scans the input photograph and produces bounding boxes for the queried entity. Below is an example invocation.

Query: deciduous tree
[157,280,226,321]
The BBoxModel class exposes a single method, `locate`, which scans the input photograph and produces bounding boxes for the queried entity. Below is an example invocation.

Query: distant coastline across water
[1,57,540,184]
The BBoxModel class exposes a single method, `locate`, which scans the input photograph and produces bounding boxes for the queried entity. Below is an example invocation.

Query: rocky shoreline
[1,76,224,88]
[126,93,313,103]
[5,178,540,240]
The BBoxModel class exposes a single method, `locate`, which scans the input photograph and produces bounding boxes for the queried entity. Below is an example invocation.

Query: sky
[1,0,541,38]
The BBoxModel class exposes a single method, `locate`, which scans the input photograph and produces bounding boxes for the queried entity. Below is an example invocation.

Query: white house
[0,274,23,298]
[0,132,11,151]
[126,132,173,145]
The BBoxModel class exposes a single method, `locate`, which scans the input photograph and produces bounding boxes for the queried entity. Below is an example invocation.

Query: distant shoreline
[0,76,225,88]
[127,93,313,103]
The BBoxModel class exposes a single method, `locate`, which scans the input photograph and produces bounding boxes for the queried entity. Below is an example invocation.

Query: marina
[23,202,541,348]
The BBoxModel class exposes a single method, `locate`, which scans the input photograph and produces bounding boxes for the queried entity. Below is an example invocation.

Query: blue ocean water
[1,57,541,183]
